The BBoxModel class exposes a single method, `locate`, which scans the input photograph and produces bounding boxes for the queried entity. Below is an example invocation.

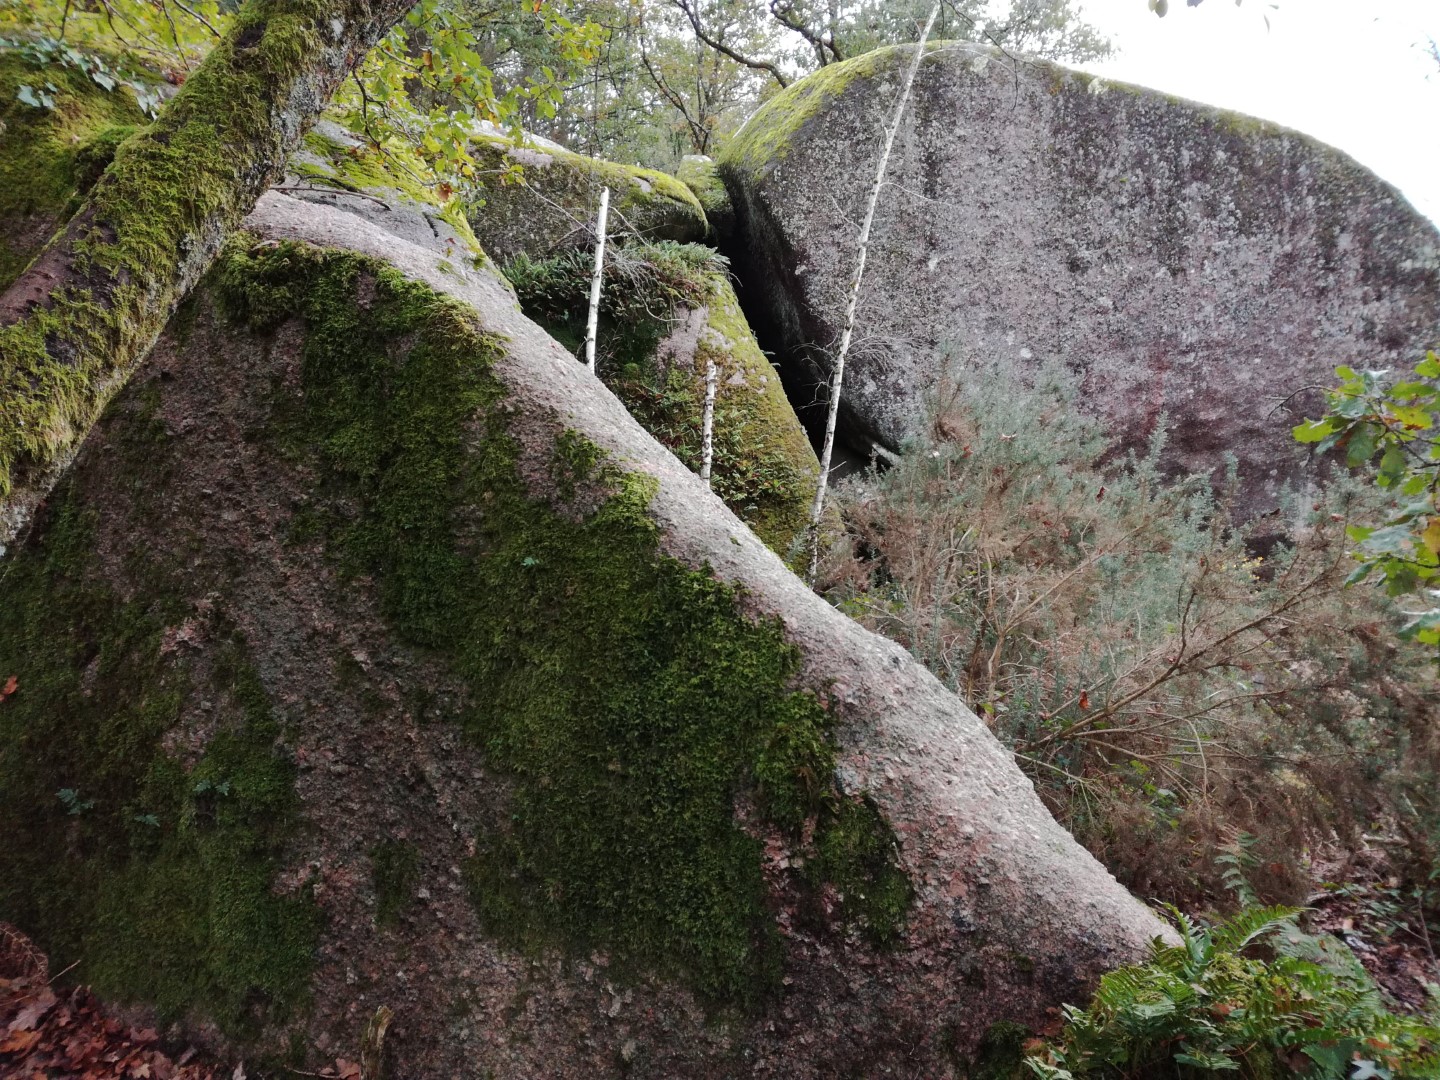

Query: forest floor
[1304,848,1439,1013]
[1,923,361,1080]
[1,921,230,1080]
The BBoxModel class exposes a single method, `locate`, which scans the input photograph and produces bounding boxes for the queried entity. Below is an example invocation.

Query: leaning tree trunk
[0,0,419,545]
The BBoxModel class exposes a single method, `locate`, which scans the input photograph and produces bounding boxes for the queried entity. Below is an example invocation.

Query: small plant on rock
[1028,906,1440,1079]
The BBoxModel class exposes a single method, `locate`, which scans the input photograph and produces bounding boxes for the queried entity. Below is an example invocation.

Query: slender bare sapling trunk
[584,187,611,372]
[700,355,718,486]
[806,4,940,582]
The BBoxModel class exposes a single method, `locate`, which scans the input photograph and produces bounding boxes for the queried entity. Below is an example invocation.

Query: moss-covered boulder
[720,42,1440,518]
[0,175,1164,1073]
[0,49,146,290]
[677,154,733,243]
[465,134,708,262]
[505,241,817,558]
[283,119,497,269]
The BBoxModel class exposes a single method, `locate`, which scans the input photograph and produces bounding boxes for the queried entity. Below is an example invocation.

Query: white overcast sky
[1069,0,1440,225]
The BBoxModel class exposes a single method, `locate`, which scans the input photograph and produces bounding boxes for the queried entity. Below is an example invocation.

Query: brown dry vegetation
[824,364,1440,912]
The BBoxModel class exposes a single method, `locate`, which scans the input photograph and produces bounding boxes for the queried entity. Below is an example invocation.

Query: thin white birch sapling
[700,355,718,486]
[806,4,940,582]
[584,186,611,372]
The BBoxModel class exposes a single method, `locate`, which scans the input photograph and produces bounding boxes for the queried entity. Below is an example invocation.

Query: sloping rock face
[506,242,818,558]
[466,135,708,262]
[720,43,1440,516]
[0,185,1164,1074]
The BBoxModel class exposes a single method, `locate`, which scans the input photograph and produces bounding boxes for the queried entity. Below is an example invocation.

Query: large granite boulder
[0,159,1163,1078]
[506,241,819,559]
[720,43,1440,515]
[466,134,708,262]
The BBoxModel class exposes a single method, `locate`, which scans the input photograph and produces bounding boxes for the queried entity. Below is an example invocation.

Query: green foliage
[3,0,600,190]
[2,0,224,89]
[1028,906,1440,1079]
[504,239,724,361]
[332,0,600,186]
[215,239,902,1006]
[0,34,165,116]
[1293,355,1440,646]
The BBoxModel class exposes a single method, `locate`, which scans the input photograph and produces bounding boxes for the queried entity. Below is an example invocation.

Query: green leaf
[1388,380,1435,401]
[1293,418,1338,444]
[1359,524,1415,556]
[1400,606,1440,639]
[1345,424,1378,468]
[1175,1049,1241,1071]
[1377,444,1407,487]
[1343,562,1377,586]
[1387,403,1433,430]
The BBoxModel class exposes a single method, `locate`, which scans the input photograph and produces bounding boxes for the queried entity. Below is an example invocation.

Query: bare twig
[807,4,940,582]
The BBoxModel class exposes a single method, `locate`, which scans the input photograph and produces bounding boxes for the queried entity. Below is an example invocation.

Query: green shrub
[1028,906,1440,1079]
[503,240,727,373]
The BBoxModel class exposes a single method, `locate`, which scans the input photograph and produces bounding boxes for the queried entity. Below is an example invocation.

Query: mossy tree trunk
[0,0,419,545]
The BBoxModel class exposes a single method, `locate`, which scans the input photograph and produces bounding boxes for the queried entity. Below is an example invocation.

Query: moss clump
[215,240,901,1005]
[968,1021,1033,1080]
[0,502,317,1034]
[676,155,733,240]
[464,136,707,262]
[504,241,818,559]
[371,839,421,926]
[721,43,945,176]
[806,796,913,943]
[0,48,145,289]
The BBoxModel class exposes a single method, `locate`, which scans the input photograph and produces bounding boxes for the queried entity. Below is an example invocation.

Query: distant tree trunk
[806,3,940,582]
[0,0,420,546]
[584,187,611,373]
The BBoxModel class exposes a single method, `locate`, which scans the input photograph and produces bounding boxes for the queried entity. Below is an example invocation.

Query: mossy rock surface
[677,155,733,242]
[0,155,1165,1075]
[282,120,501,275]
[505,241,818,560]
[719,40,1440,520]
[464,134,707,262]
[0,47,146,290]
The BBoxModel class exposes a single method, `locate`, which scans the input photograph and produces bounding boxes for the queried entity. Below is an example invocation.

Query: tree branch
[671,0,789,88]
[0,0,421,545]
[767,0,841,65]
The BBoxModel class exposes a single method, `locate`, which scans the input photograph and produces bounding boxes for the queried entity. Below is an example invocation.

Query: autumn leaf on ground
[0,675,16,702]
[7,987,56,1032]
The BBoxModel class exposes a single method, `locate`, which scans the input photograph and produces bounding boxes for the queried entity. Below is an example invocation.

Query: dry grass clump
[824,364,1440,907]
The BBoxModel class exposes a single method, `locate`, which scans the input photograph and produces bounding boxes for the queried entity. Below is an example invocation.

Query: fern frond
[1211,905,1302,954]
